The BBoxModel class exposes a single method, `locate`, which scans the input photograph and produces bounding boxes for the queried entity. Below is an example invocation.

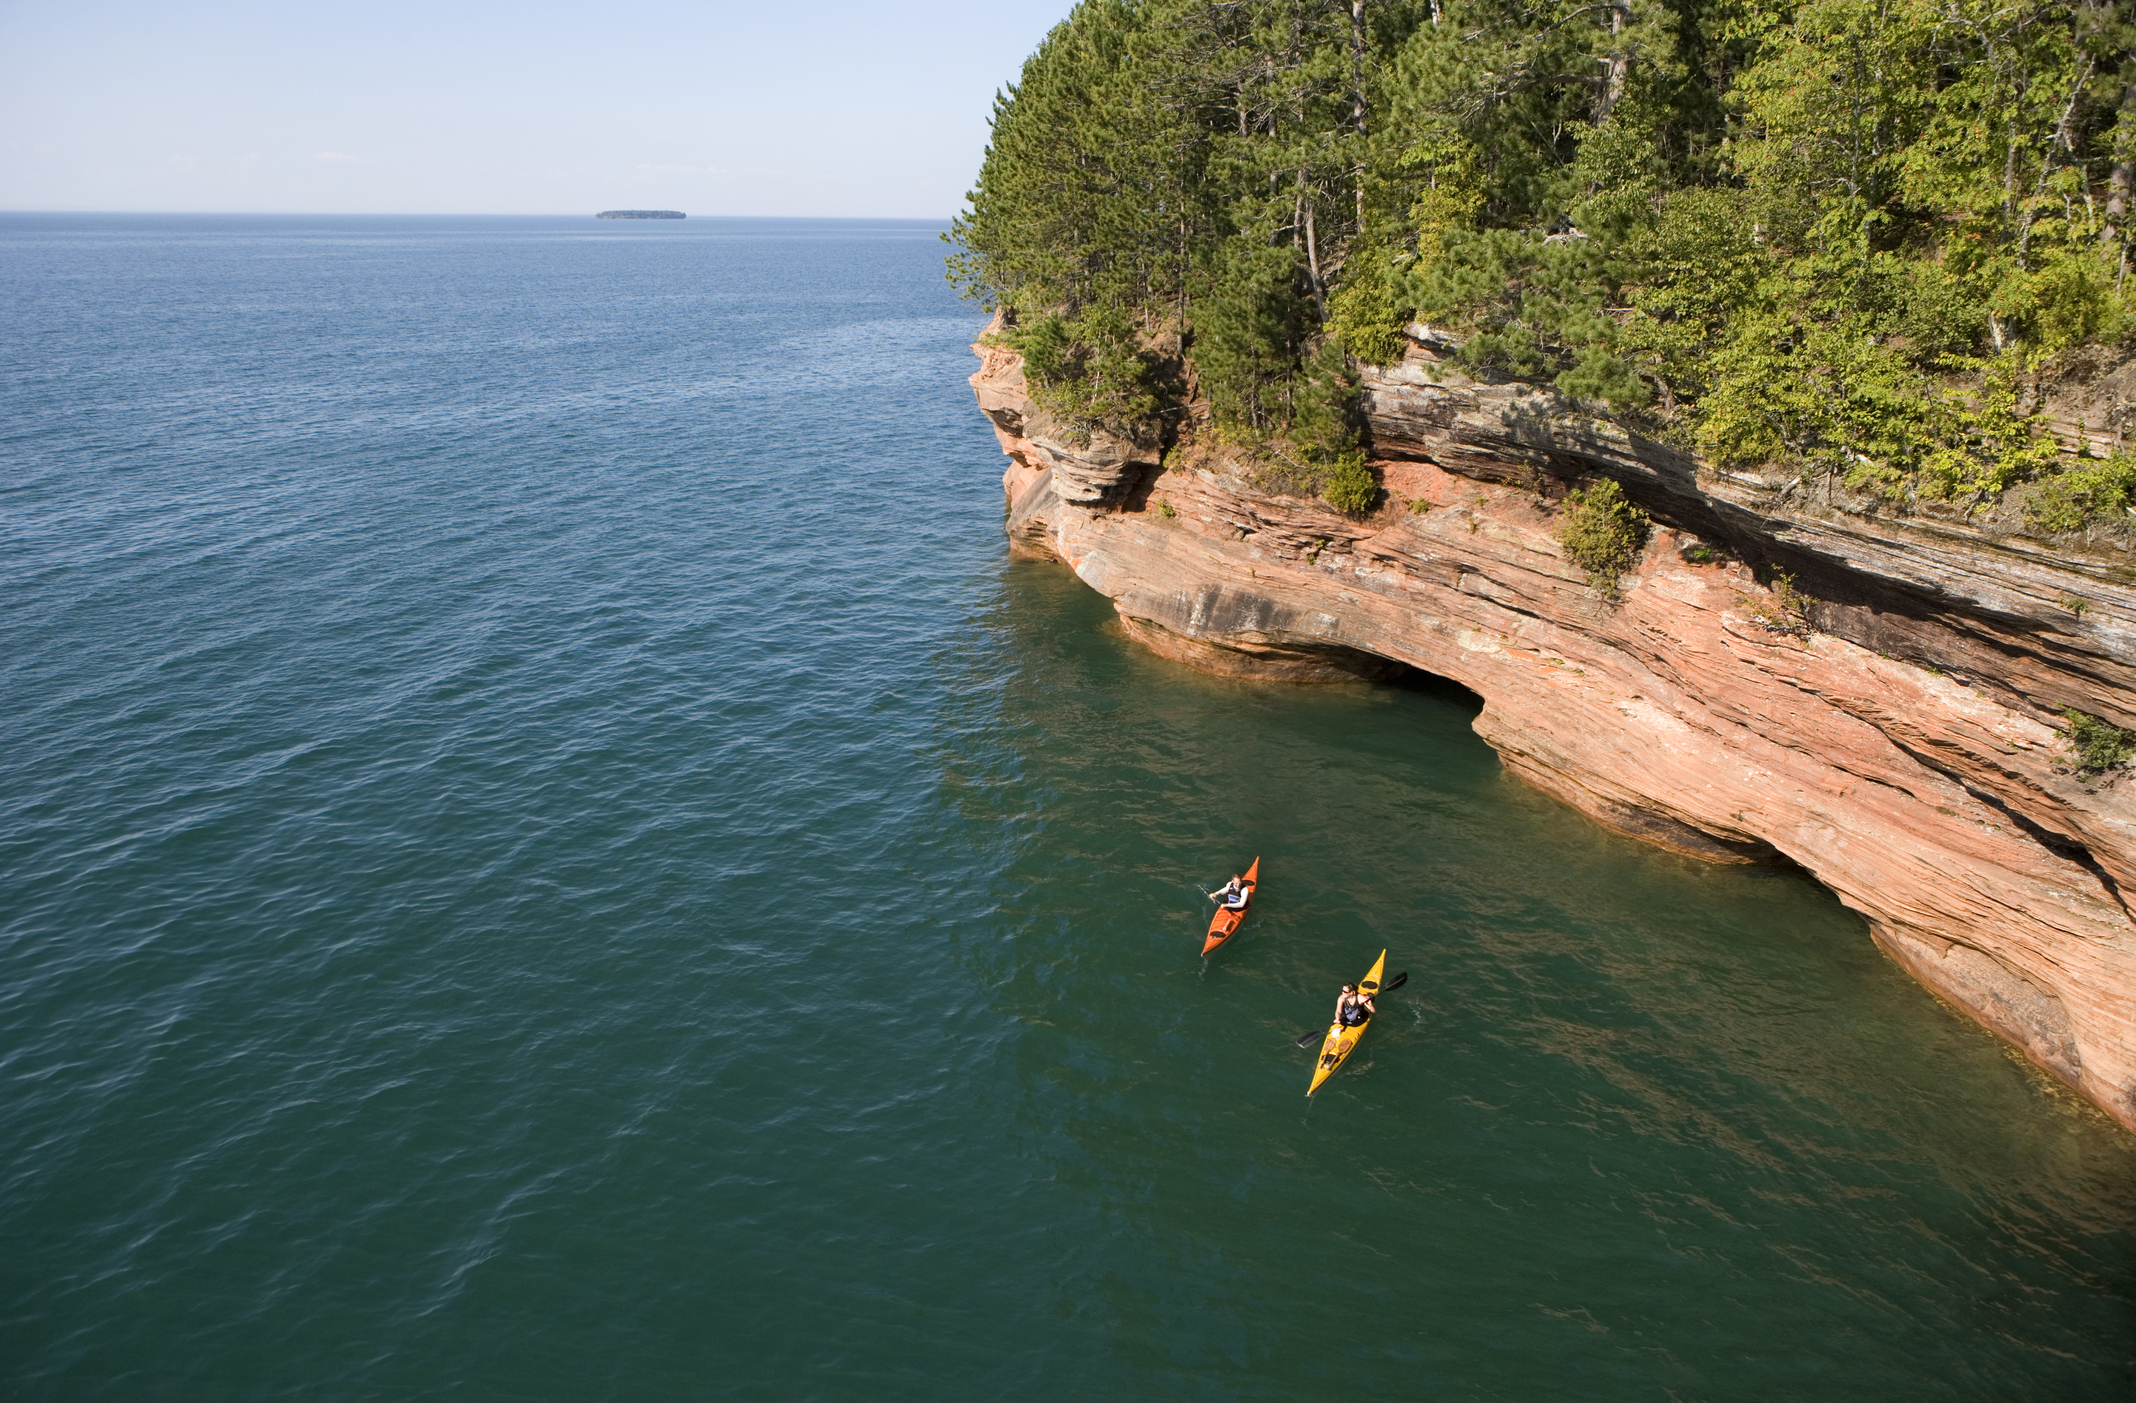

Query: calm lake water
[2,213,2131,1399]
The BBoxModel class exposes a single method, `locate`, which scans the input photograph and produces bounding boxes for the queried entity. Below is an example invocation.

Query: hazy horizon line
[0,208,957,221]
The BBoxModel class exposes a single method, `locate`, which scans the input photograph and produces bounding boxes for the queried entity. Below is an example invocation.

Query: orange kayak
[1201,857,1260,956]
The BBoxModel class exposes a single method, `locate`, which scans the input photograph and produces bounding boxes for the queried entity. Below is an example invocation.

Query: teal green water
[2,215,2131,1399]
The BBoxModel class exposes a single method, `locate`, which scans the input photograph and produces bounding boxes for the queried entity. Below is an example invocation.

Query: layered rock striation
[972,316,2136,1133]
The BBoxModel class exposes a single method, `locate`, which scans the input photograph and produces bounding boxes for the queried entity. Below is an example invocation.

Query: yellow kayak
[1307,949,1387,1096]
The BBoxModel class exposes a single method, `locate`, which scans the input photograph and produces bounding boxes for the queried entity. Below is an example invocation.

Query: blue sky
[0,0,1077,216]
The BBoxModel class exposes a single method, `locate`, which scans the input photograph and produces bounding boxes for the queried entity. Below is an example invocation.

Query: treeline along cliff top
[951,0,2136,537]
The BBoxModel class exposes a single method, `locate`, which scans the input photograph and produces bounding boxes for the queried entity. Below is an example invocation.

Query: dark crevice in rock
[1116,614,1409,684]
[1115,463,1165,514]
[1385,666,1485,715]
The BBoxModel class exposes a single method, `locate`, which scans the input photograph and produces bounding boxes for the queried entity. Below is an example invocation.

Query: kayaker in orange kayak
[1201,859,1260,957]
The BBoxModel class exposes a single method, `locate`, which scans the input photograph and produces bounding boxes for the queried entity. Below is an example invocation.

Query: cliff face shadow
[1379,663,1485,717]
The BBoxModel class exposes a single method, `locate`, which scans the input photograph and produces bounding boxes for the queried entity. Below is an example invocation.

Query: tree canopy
[951,0,2136,524]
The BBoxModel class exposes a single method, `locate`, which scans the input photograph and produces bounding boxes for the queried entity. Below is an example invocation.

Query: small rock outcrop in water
[973,314,2136,1134]
[595,210,685,219]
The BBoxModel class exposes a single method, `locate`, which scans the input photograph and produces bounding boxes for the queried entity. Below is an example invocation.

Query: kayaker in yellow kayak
[1305,954,1405,1094]
[1318,984,1375,1073]
[1333,981,1375,1030]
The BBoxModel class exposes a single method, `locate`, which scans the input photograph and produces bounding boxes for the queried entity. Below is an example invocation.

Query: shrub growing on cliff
[1557,479,1650,594]
[1746,568,1813,636]
[999,309,1164,424]
[2064,709,2136,775]
[1322,453,1380,517]
[2026,455,2136,536]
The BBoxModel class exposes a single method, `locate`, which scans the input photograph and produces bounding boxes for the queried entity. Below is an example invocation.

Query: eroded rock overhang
[970,317,2136,1135]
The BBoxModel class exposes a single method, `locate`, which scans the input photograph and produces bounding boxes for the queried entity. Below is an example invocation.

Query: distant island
[596,210,684,220]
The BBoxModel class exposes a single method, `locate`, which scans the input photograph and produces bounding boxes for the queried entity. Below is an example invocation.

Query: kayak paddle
[1293,971,1407,1046]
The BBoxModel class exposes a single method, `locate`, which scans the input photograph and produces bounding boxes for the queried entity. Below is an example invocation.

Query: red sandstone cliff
[972,316,2136,1134]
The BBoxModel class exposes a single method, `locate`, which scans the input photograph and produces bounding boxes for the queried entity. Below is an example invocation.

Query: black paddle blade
[1384,971,1408,992]
[1295,1028,1324,1048]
